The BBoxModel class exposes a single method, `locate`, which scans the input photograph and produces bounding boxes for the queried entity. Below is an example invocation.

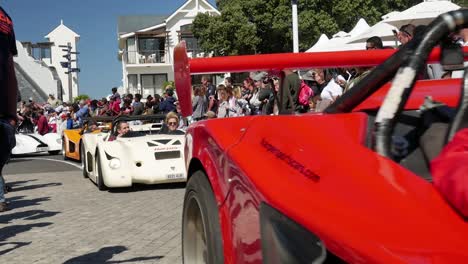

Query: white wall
[46,25,79,102]
[120,0,219,93]
[14,41,58,100]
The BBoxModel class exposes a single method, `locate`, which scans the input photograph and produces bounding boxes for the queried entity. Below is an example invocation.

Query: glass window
[138,38,160,52]
[180,24,199,55]
[141,74,167,97]
[128,74,138,94]
[126,37,136,64]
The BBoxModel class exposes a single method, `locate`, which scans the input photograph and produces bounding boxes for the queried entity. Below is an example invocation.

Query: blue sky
[2,0,217,99]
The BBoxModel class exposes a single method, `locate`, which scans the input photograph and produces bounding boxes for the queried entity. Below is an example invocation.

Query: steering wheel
[373,10,468,160]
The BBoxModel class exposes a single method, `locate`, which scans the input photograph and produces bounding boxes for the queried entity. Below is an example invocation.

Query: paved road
[0,155,185,263]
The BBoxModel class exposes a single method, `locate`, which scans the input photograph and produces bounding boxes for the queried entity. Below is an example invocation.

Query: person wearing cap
[397,24,415,45]
[250,72,267,115]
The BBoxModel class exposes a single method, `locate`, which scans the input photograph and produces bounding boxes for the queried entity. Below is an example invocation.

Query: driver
[160,112,184,135]
[117,121,130,137]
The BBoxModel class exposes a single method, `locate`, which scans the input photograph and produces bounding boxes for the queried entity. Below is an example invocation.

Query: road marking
[13,157,81,170]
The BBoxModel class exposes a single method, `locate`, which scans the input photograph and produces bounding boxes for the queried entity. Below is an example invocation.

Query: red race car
[175,10,468,264]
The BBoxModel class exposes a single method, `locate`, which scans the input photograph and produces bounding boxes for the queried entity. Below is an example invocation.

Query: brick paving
[0,159,185,263]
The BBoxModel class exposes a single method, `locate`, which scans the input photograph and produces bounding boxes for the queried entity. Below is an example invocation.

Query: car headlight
[56,138,62,144]
[109,158,121,169]
[260,202,327,263]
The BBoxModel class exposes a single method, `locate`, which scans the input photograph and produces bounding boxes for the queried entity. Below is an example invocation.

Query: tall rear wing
[174,41,468,117]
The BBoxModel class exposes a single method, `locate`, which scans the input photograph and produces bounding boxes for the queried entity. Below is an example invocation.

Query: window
[32,47,51,61]
[126,37,136,64]
[127,74,138,94]
[180,24,199,52]
[138,37,165,53]
[141,74,167,97]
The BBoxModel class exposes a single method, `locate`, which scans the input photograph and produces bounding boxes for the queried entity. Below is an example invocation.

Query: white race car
[81,115,186,190]
[12,132,62,155]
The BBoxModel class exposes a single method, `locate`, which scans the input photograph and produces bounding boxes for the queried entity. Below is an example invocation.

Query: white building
[45,20,80,102]
[117,0,219,97]
[16,20,80,103]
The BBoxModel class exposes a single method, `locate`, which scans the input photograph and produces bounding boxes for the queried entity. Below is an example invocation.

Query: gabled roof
[118,15,168,35]
[118,0,219,38]
[45,20,80,39]
[165,0,220,22]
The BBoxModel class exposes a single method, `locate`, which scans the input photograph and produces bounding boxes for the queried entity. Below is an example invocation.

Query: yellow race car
[62,116,113,161]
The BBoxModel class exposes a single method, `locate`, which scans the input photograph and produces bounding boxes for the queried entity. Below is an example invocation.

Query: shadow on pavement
[0,222,52,241]
[109,182,186,193]
[7,179,38,186]
[0,242,31,255]
[12,182,62,192]
[63,246,164,264]
[7,158,32,163]
[8,196,51,210]
[0,209,60,224]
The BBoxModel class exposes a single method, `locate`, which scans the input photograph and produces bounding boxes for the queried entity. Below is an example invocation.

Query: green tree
[195,0,467,55]
[73,94,90,103]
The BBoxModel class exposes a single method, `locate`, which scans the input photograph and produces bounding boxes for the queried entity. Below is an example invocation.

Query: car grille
[154,151,180,160]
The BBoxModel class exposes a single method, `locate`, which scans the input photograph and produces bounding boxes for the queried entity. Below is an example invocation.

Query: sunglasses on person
[366,45,376,50]
[168,122,178,126]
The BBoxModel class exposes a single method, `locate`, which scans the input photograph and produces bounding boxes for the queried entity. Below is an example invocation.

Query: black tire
[48,150,60,155]
[81,142,88,178]
[62,139,69,160]
[96,152,107,191]
[182,170,224,264]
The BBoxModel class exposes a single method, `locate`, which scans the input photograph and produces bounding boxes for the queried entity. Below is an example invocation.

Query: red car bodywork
[176,43,468,263]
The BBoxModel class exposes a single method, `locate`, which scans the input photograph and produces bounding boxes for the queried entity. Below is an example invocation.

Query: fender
[96,142,132,188]
[186,116,256,205]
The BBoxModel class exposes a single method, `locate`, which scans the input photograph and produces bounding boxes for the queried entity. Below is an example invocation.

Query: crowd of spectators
[18,24,468,136]
[16,84,183,136]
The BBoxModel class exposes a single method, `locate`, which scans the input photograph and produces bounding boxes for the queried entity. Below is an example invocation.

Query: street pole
[59,42,80,103]
[67,42,73,102]
[292,0,299,53]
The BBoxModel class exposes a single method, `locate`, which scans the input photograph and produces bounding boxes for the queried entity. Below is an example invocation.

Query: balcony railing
[123,49,207,65]
[187,49,206,59]
[124,50,168,65]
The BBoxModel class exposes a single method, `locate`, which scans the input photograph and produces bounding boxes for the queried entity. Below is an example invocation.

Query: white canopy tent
[382,0,460,28]
[306,18,371,52]
[306,34,329,52]
[348,22,399,44]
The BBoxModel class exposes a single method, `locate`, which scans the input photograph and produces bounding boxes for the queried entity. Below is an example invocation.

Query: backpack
[298,80,313,106]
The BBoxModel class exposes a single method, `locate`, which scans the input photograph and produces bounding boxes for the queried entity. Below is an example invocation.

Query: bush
[74,94,90,103]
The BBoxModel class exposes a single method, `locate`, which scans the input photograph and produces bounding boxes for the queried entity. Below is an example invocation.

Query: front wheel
[182,170,224,264]
[62,139,69,160]
[81,142,88,178]
[95,153,107,191]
